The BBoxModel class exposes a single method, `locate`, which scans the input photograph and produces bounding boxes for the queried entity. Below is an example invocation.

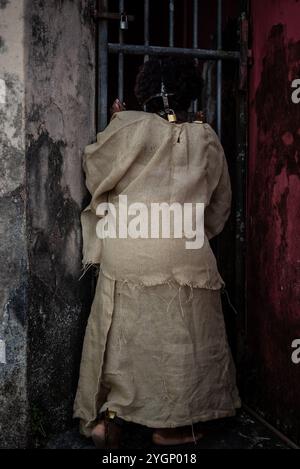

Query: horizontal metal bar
[108,43,240,61]
[96,12,135,21]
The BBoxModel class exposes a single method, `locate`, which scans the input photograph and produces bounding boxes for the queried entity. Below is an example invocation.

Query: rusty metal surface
[246,0,300,445]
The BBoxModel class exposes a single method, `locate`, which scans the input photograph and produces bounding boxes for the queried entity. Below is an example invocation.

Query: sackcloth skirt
[73,269,241,436]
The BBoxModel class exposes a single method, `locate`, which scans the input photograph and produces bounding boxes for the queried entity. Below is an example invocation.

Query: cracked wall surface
[0,0,96,447]
[0,0,28,449]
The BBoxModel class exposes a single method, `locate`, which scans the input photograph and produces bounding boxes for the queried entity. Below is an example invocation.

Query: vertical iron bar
[216,0,222,139]
[118,0,125,103]
[144,0,149,62]
[193,0,199,114]
[214,0,223,286]
[193,0,199,50]
[235,0,249,374]
[236,86,247,331]
[98,0,108,131]
[169,0,174,47]
[183,0,188,47]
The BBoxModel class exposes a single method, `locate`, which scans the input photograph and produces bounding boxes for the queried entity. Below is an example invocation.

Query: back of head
[134,56,202,115]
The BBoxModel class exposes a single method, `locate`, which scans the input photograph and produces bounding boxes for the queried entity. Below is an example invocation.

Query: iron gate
[94,0,249,358]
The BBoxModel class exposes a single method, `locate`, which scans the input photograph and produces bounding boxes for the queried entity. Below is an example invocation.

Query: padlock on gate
[120,13,128,30]
[167,110,177,123]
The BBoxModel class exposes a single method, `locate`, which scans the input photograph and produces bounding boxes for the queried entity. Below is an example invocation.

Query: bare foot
[91,420,122,449]
[91,421,106,448]
[152,426,204,446]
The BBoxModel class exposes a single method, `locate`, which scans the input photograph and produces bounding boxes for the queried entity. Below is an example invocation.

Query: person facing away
[73,56,241,448]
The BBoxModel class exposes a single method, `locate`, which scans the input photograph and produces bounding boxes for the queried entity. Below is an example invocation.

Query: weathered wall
[247,0,300,444]
[0,0,96,447]
[25,0,96,446]
[0,0,28,449]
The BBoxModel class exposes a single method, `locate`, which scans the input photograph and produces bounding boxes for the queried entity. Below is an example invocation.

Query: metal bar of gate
[235,1,249,350]
[193,0,199,49]
[169,0,174,47]
[98,0,108,131]
[118,0,125,103]
[144,0,149,62]
[193,0,199,113]
[108,43,239,60]
[216,0,222,139]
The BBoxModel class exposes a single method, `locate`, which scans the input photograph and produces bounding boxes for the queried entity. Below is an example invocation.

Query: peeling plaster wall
[0,0,96,447]
[0,0,29,449]
[24,0,96,445]
[246,0,300,444]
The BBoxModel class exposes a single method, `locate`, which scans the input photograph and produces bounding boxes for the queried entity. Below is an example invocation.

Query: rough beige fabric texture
[73,111,240,436]
[74,271,241,436]
[80,110,232,288]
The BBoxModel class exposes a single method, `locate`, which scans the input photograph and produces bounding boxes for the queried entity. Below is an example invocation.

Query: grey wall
[0,0,29,449]
[0,0,96,448]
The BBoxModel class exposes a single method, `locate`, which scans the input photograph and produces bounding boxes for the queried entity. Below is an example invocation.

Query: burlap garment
[73,111,241,436]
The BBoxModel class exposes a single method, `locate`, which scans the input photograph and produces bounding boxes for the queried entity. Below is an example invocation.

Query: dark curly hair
[134,56,202,113]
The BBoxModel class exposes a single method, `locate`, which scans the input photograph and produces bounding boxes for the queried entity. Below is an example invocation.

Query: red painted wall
[247,0,300,443]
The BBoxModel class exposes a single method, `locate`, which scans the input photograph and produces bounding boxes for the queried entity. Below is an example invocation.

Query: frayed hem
[76,406,241,436]
[100,267,224,291]
[114,409,240,429]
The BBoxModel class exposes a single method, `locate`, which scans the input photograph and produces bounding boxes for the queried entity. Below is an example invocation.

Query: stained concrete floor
[46,410,290,450]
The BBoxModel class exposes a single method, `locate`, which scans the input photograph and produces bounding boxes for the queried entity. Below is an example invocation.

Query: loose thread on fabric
[166,290,180,314]
[162,376,172,403]
[178,285,185,318]
[78,262,93,281]
[191,421,197,445]
[222,287,239,316]
[188,401,198,445]
[187,284,194,303]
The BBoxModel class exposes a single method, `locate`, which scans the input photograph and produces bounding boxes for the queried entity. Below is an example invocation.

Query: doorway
[95,0,248,366]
